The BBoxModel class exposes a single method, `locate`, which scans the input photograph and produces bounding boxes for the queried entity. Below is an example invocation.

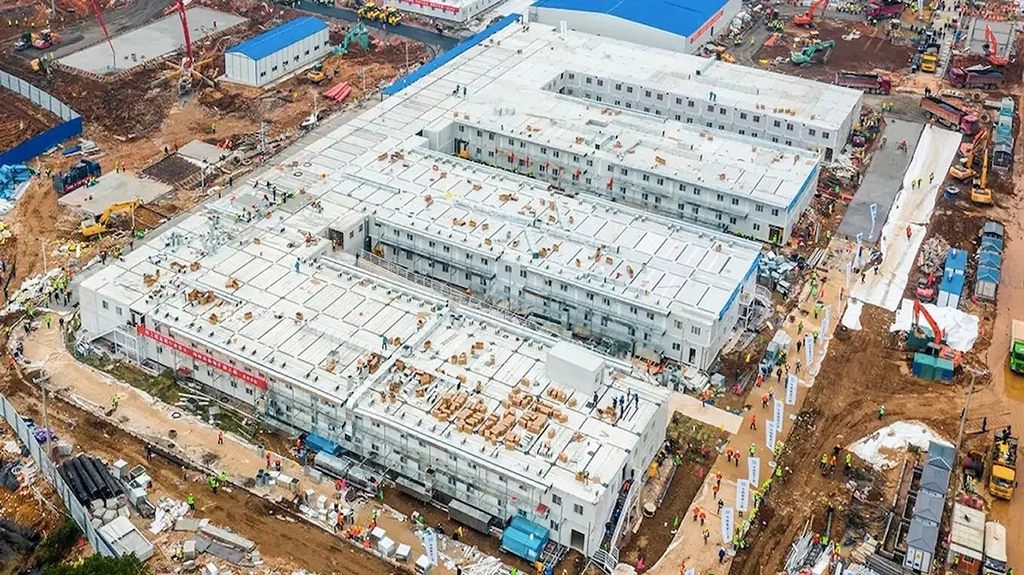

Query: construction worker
[717,498,724,514]
[187,493,195,511]
[929,171,935,183]
[45,314,51,328]
[749,443,756,457]
[218,430,224,444]
[878,404,886,420]
[219,471,227,484]
[692,506,701,522]
[749,414,757,431]
[210,476,219,494]
[820,453,828,469]
[702,526,710,544]
[111,394,120,411]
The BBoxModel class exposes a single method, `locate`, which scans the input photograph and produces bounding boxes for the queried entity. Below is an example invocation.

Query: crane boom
[176,0,193,66]
[87,0,115,61]
[810,0,829,18]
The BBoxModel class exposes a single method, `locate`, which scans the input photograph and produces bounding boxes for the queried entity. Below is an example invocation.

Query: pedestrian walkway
[668,392,743,434]
[648,241,849,575]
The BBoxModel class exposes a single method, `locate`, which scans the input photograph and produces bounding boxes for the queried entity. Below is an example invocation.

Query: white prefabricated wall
[224,27,330,87]
[387,0,503,23]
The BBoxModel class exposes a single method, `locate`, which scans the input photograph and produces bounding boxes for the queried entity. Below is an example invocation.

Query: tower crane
[175,0,195,94]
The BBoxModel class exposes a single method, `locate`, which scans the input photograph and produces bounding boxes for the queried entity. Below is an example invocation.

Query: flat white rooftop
[447,91,818,208]
[80,196,666,502]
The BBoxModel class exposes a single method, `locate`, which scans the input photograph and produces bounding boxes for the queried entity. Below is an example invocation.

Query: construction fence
[0,70,83,166]
[0,392,117,557]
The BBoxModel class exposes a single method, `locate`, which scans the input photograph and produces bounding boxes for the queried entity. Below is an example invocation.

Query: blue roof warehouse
[224,17,330,87]
[530,0,742,53]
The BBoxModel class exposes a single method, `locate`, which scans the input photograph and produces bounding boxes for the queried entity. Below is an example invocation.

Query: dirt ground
[754,20,914,82]
[0,92,61,152]
[0,336,401,575]
[728,306,966,575]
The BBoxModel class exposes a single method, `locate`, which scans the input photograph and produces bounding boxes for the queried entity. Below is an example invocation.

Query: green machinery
[790,40,836,65]
[334,23,371,55]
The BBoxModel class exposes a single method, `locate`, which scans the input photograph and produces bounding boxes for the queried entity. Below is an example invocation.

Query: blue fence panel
[0,116,83,166]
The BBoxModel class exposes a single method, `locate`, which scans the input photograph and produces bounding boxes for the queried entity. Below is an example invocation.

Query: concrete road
[295,0,460,51]
[837,119,925,243]
[15,1,170,61]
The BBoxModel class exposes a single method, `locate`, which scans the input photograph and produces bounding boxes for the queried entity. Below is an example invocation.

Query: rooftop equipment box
[546,342,605,394]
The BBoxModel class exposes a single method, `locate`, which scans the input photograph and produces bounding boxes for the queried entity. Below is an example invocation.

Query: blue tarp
[501,518,548,562]
[304,432,340,455]
[0,164,33,200]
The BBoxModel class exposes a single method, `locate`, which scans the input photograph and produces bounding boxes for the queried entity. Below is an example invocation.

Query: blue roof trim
[227,17,328,61]
[788,164,818,213]
[382,13,520,97]
[719,252,761,320]
[533,0,727,39]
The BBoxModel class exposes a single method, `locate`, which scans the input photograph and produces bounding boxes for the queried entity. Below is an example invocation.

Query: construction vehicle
[80,199,142,238]
[1010,320,1024,374]
[793,0,827,26]
[920,96,980,134]
[335,23,371,55]
[791,40,835,65]
[53,159,102,195]
[835,71,891,94]
[174,0,195,94]
[379,6,401,25]
[306,63,328,84]
[989,427,1017,500]
[950,128,988,181]
[920,52,938,73]
[865,0,904,23]
[948,66,1005,89]
[970,148,992,205]
[907,298,962,366]
[357,1,381,20]
[984,25,1009,66]
[709,44,736,63]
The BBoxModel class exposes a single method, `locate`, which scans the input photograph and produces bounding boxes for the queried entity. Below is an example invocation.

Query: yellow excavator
[81,199,143,238]
[970,149,992,205]
[950,128,988,181]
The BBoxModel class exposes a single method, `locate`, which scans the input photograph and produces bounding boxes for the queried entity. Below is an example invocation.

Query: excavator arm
[809,0,829,19]
[913,299,943,345]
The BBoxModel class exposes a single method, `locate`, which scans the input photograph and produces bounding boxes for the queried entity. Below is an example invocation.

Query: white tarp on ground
[841,299,864,330]
[890,298,979,352]
[849,125,962,311]
[849,421,952,470]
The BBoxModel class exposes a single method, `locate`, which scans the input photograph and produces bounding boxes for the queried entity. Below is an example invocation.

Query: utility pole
[361,66,366,95]
[39,238,46,278]
[948,366,987,513]
[404,41,409,75]
[34,370,54,475]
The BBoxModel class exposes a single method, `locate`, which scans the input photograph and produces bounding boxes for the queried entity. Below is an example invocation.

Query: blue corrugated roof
[944,248,967,273]
[227,17,328,61]
[978,266,1001,283]
[938,272,964,296]
[533,0,728,38]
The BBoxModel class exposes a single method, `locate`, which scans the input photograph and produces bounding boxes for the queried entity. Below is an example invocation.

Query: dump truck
[865,0,904,22]
[1010,319,1024,374]
[920,52,938,73]
[948,67,1005,89]
[920,96,981,134]
[835,71,891,94]
[989,428,1017,500]
[53,159,101,195]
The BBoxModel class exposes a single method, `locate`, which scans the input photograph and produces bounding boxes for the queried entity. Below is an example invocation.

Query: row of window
[254,43,324,78]
[559,78,834,142]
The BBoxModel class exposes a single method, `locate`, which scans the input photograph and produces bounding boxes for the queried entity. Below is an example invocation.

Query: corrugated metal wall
[0,70,83,165]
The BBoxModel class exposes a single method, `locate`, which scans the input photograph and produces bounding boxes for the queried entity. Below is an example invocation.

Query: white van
[983,521,1008,575]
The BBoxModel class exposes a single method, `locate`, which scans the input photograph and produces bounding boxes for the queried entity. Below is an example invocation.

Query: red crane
[175,0,195,93]
[86,0,116,68]
[794,0,828,26]
[985,25,1009,66]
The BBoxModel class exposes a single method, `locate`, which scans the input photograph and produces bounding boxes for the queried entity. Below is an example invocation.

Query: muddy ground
[0,351,400,575]
[728,306,968,575]
[0,93,61,152]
